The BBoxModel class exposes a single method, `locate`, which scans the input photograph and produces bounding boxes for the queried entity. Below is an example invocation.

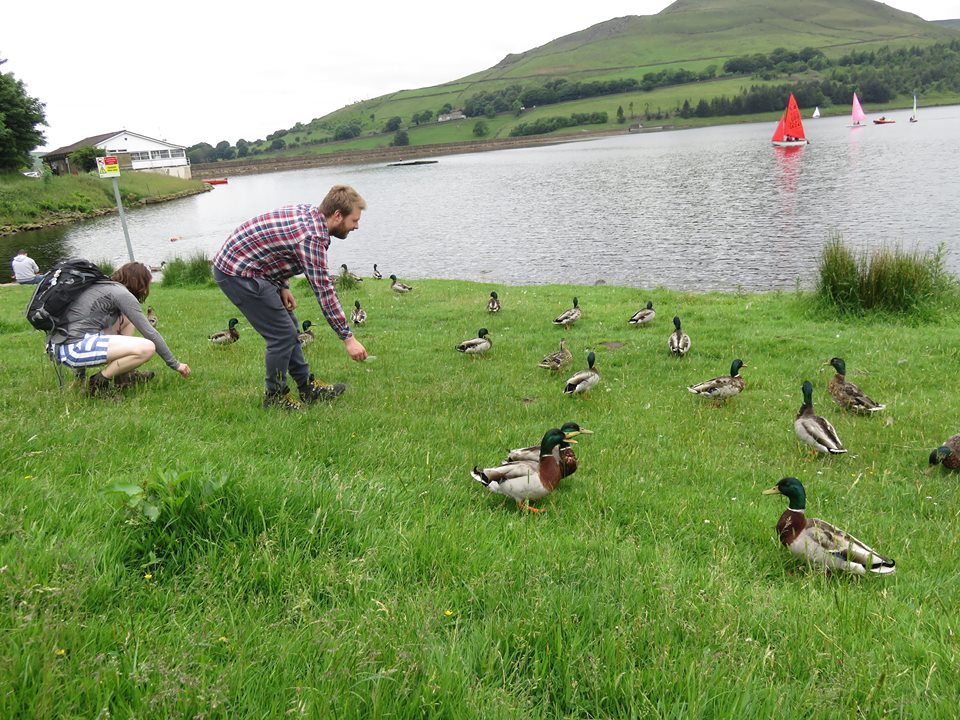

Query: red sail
[783,93,806,140]
[771,115,786,142]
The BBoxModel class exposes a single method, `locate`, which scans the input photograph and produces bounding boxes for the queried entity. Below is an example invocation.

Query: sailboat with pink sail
[771,93,809,147]
[851,92,867,126]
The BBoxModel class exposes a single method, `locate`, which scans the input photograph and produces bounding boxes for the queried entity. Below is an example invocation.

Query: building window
[170,149,185,158]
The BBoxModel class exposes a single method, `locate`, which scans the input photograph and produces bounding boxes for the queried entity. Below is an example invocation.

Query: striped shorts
[57,334,110,368]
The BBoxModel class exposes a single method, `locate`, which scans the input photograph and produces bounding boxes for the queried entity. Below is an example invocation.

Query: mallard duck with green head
[668,315,690,356]
[553,297,581,329]
[795,380,846,454]
[373,263,383,280]
[629,300,655,326]
[351,300,367,325]
[763,477,895,575]
[504,421,592,478]
[538,338,573,371]
[827,357,886,413]
[209,318,240,345]
[928,433,960,471]
[487,291,501,313]
[390,274,414,293]
[688,359,745,405]
[457,328,491,354]
[563,351,600,395]
[471,426,575,512]
[297,320,315,346]
[339,264,363,283]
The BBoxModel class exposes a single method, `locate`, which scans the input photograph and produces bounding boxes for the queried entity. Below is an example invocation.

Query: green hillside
[194,0,960,165]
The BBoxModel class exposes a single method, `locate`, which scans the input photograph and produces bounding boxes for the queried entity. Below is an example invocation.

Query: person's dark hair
[320,184,366,218]
[111,262,152,302]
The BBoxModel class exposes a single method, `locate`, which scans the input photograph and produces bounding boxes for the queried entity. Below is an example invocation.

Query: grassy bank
[1,278,959,718]
[0,172,209,233]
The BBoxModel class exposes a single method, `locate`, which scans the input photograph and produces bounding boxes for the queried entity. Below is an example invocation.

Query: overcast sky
[3,0,959,152]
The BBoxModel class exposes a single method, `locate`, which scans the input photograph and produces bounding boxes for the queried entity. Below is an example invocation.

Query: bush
[816,233,954,314]
[160,253,214,287]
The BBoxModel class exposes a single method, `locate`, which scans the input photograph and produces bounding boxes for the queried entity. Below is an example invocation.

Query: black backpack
[25,259,109,333]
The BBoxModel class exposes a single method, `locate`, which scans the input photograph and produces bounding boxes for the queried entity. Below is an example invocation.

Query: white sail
[910,95,918,123]
[812,106,820,118]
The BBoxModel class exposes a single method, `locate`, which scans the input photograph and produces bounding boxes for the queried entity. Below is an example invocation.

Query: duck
[553,297,581,329]
[487,291,501,313]
[503,422,592,479]
[471,427,573,512]
[297,320,315,346]
[668,315,690,356]
[147,261,167,273]
[629,300,655,326]
[390,274,414,293]
[538,338,573,371]
[339,264,363,283]
[827,357,886,413]
[687,359,745,405]
[351,300,367,325]
[928,433,960,471]
[146,306,158,328]
[763,477,895,575]
[563,350,600,395]
[209,318,240,345]
[794,380,846,454]
[373,263,383,280]
[457,327,491,354]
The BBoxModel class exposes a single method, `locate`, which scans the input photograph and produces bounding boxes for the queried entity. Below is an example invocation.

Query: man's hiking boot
[300,374,346,404]
[114,370,156,388]
[88,372,113,397]
[263,387,303,411]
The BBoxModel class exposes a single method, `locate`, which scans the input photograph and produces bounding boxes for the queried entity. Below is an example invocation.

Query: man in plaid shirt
[213,184,368,410]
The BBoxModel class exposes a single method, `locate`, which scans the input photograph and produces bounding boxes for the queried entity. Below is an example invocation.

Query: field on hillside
[1,278,959,718]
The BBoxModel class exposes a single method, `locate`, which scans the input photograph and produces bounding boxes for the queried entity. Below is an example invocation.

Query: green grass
[0,172,208,228]
[1,277,959,717]
[160,253,215,288]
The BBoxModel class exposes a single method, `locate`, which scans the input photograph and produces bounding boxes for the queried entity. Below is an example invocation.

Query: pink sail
[851,92,867,125]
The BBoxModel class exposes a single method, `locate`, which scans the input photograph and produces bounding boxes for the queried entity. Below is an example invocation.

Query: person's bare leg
[99,336,155,379]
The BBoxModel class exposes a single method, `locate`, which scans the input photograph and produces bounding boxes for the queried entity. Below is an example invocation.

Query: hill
[192,0,960,170]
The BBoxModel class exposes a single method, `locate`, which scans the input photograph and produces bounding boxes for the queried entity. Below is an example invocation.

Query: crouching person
[47,262,191,395]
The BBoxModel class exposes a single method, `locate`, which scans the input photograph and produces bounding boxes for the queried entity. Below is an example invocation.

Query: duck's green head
[302,320,312,331]
[762,476,807,510]
[801,379,814,405]
[560,422,593,440]
[828,357,846,375]
[586,350,596,368]
[646,301,654,310]
[929,446,951,466]
[673,315,682,330]
[730,358,745,376]
[572,296,579,308]
[340,264,348,271]
[354,300,362,309]
[478,327,489,338]
[490,291,498,299]
[228,318,239,329]
[539,427,567,455]
[390,274,398,281]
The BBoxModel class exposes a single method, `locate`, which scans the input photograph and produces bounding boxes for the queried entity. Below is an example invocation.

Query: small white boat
[812,106,820,119]
[910,95,918,123]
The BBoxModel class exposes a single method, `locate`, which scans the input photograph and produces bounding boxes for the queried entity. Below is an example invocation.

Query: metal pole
[111,176,135,262]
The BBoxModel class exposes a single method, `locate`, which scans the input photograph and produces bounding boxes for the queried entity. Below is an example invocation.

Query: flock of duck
[202,266,959,576]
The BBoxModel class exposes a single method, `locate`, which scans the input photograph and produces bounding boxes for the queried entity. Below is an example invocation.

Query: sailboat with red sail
[771,93,809,147]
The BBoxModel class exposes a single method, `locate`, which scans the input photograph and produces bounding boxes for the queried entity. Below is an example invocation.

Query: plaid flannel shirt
[213,204,351,340]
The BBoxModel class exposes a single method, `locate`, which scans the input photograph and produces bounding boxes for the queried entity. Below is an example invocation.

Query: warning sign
[96,155,121,178]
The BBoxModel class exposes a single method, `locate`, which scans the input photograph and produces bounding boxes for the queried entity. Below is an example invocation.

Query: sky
[3,0,959,152]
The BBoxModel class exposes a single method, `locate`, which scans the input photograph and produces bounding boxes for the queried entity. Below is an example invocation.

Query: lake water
[8,105,960,291]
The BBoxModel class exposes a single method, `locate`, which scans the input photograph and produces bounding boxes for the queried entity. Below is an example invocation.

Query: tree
[391,130,409,147]
[213,140,235,161]
[69,145,105,172]
[236,139,249,158]
[472,120,488,137]
[0,58,47,172]
[616,105,625,124]
[270,138,286,151]
[188,142,214,165]
[383,116,402,133]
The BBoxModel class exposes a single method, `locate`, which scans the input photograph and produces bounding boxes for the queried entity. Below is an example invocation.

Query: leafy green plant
[160,253,214,287]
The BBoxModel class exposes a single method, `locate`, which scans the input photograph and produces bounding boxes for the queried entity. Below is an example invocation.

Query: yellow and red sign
[96,155,121,178]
